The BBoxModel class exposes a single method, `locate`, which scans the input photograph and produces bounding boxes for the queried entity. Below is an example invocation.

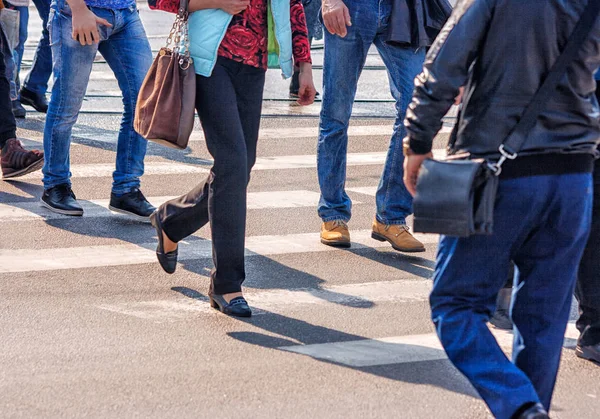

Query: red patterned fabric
[149,0,312,69]
[218,0,312,70]
[148,0,179,14]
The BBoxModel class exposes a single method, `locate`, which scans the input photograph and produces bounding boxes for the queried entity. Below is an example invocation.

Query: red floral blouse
[148,0,312,69]
[218,0,312,70]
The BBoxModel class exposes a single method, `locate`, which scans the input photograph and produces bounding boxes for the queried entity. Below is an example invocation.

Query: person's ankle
[162,231,178,253]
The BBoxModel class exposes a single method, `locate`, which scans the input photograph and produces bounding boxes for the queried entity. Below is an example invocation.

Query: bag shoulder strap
[499,1,600,160]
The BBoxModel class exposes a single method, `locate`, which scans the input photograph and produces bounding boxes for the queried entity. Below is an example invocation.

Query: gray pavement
[1,4,599,419]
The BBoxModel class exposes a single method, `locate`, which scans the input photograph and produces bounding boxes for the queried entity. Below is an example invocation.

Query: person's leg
[10,3,28,92]
[0,28,16,148]
[430,176,567,419]
[157,58,252,297]
[21,0,52,107]
[317,1,376,223]
[97,6,152,196]
[373,35,425,225]
[0,25,43,178]
[512,173,593,409]
[575,159,600,352]
[42,2,99,190]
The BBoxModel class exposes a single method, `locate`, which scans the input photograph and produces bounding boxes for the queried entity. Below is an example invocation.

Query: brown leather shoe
[1,138,44,180]
[371,219,425,252]
[321,220,351,248]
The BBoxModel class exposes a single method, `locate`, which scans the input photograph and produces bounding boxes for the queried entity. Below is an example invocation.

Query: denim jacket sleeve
[404,0,494,154]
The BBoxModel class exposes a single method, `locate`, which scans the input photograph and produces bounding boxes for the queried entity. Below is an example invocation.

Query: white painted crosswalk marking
[280,324,580,367]
[19,162,210,180]
[97,279,434,319]
[15,151,446,180]
[0,230,438,273]
[0,190,327,222]
[66,124,454,145]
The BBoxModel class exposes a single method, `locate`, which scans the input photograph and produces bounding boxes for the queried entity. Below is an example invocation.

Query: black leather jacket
[405,0,600,159]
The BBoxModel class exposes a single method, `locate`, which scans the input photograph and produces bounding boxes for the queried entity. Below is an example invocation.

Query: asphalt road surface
[0,4,598,419]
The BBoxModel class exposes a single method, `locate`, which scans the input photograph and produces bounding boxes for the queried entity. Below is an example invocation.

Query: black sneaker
[20,88,49,113]
[109,189,156,220]
[41,184,84,216]
[12,100,26,118]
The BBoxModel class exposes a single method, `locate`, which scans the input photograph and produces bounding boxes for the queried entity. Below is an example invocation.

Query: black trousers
[575,82,600,346]
[0,25,17,148]
[156,57,265,295]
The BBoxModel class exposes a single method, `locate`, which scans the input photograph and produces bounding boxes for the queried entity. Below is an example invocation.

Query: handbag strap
[490,0,600,175]
[165,0,191,62]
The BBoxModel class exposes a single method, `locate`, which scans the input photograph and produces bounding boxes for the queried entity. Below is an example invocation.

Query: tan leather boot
[371,219,425,252]
[321,220,351,248]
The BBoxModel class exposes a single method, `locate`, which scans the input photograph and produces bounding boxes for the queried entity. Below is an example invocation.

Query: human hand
[322,0,352,38]
[403,152,433,196]
[454,86,465,105]
[71,5,111,46]
[220,0,249,15]
[297,63,317,106]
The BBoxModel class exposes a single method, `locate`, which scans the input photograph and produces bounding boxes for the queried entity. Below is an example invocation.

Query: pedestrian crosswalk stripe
[97,279,434,319]
[279,324,580,367]
[16,151,446,180]
[19,162,210,180]
[0,191,328,222]
[0,230,438,273]
[62,124,453,145]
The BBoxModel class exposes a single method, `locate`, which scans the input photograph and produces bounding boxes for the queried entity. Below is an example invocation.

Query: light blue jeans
[317,0,425,224]
[43,1,152,194]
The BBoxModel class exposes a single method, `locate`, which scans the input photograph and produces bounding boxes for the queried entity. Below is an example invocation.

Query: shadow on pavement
[224,311,479,399]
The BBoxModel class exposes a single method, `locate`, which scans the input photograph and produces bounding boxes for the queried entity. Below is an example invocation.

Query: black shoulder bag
[412,1,600,237]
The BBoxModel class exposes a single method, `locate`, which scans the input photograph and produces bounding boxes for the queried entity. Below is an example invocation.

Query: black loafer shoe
[41,184,84,216]
[109,189,156,220]
[576,342,600,364]
[149,211,178,274]
[490,309,513,330]
[12,100,26,118]
[514,403,549,419]
[20,88,49,113]
[209,294,252,317]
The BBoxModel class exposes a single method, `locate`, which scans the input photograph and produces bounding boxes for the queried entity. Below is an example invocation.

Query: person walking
[574,72,600,365]
[288,0,321,98]
[0,17,44,179]
[403,1,600,418]
[19,0,52,114]
[2,0,52,117]
[149,0,317,317]
[41,0,155,218]
[317,0,426,252]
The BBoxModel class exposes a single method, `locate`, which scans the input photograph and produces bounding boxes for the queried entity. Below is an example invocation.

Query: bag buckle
[487,145,517,176]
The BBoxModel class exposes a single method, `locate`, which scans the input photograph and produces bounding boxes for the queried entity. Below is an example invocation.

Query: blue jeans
[431,173,593,418]
[22,0,53,96]
[317,0,425,224]
[43,1,152,194]
[3,2,28,98]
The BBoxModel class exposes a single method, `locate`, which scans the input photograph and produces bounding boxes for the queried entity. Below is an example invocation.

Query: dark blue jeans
[431,172,593,418]
[317,0,425,225]
[576,158,600,347]
[23,0,52,96]
[4,0,51,97]
[43,1,152,194]
[0,26,17,146]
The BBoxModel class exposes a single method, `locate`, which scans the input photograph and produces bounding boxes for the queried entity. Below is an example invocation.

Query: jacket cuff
[408,137,433,155]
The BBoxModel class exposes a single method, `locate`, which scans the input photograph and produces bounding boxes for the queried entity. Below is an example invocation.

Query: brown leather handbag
[134,0,196,150]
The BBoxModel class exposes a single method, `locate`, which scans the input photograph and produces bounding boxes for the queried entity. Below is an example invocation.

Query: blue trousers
[430,172,593,418]
[317,0,425,225]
